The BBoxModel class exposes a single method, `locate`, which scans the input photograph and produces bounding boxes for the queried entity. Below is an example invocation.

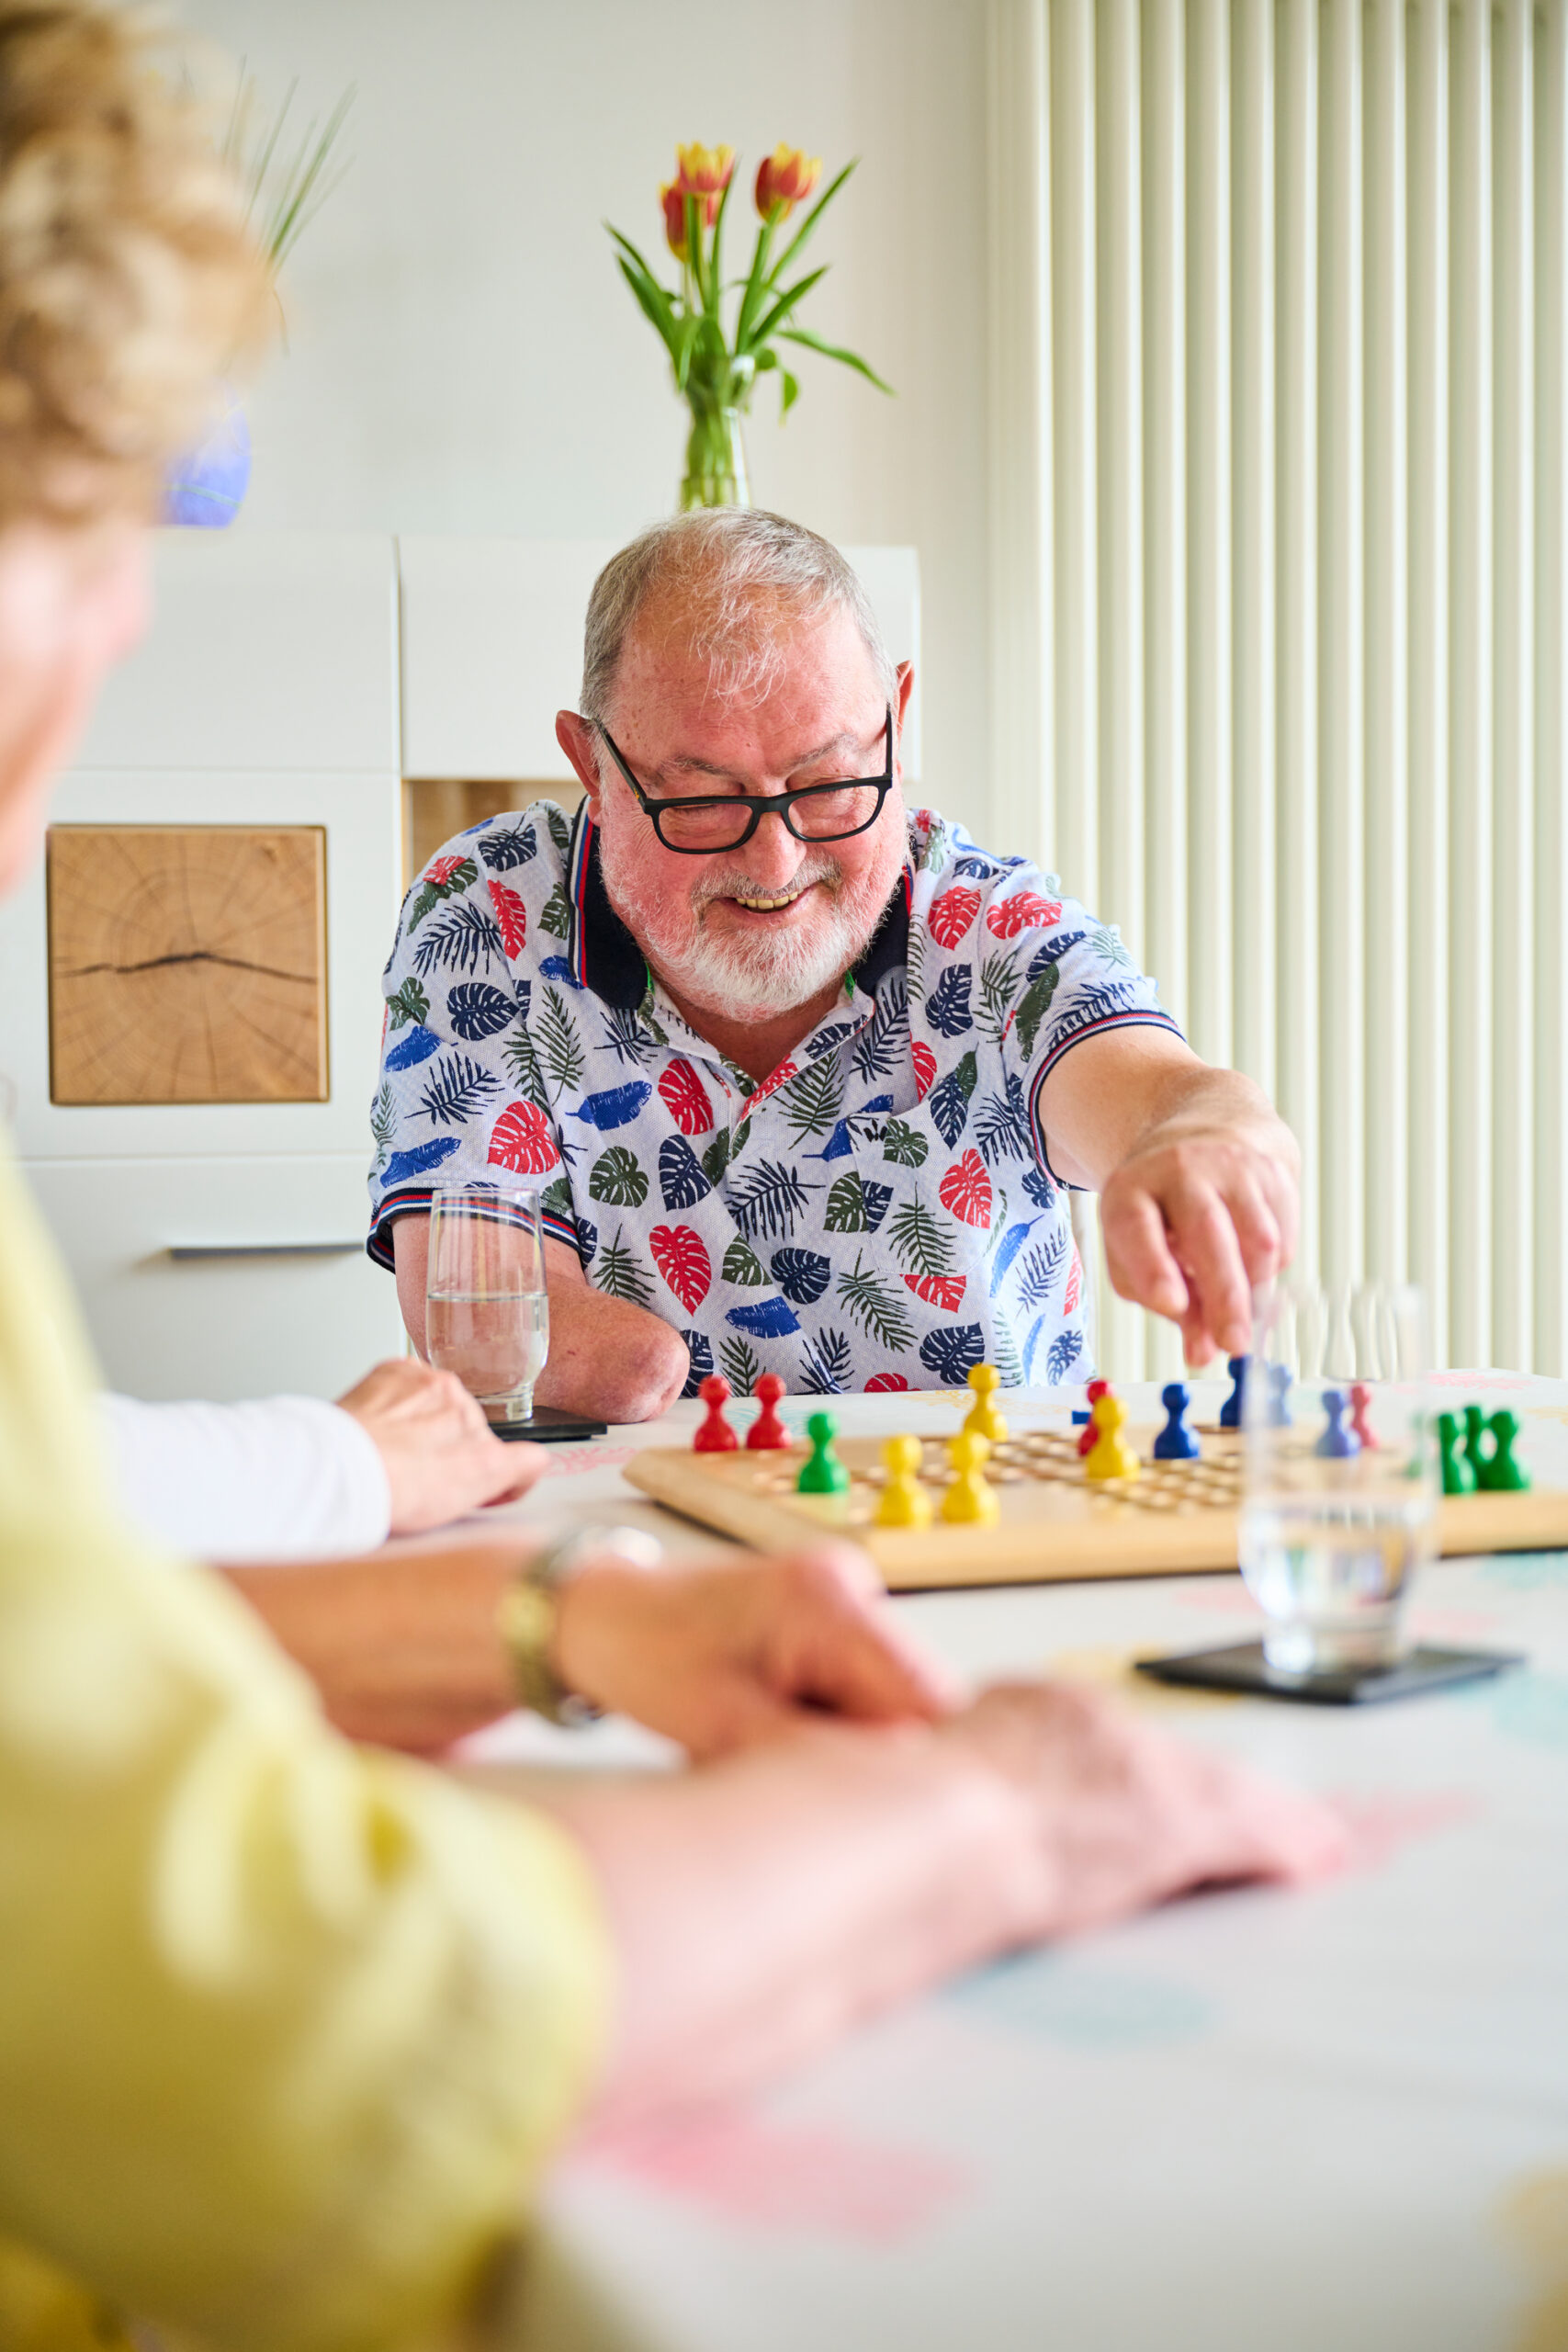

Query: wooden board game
[625,1419,1568,1590]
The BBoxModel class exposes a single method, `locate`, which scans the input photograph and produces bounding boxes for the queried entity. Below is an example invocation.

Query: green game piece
[1436,1410,1475,1496]
[796,1410,851,1495]
[1463,1403,1487,1480]
[1477,1408,1530,1492]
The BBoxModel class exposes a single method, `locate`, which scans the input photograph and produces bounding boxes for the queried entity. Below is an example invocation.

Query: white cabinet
[0,533,405,1401]
[76,533,400,775]
[398,536,922,781]
[26,1156,401,1401]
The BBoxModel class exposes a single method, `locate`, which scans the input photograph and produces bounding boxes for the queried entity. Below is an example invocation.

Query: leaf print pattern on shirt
[658,1057,715,1134]
[368,797,1178,1388]
[488,1098,560,1174]
[650,1224,712,1313]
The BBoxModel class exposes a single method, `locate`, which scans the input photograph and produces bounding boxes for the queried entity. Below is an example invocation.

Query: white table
[462,1380,1568,2352]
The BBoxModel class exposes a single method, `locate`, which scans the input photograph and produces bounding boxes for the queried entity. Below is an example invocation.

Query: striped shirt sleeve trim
[1026,1011,1186,1189]
[367,1188,579,1272]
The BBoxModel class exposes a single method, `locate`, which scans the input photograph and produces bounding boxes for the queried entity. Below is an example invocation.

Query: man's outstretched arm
[1036,1028,1300,1365]
[392,1216,689,1424]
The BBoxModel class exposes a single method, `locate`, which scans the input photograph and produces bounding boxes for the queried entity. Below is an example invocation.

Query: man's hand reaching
[1099,1107,1298,1365]
[336,1359,544,1533]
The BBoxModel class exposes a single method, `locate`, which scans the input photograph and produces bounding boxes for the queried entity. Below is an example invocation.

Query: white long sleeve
[97,1392,392,1562]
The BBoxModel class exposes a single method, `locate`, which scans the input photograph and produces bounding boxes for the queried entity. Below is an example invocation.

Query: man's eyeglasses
[596,707,894,854]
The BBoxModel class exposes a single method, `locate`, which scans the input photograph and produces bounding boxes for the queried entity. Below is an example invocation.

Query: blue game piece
[1314,1387,1360,1458]
[1219,1355,1248,1430]
[1267,1363,1292,1428]
[1153,1382,1200,1460]
[1070,1410,1091,1426]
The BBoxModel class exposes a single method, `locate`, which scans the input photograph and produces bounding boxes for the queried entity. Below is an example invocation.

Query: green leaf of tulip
[776,323,894,394]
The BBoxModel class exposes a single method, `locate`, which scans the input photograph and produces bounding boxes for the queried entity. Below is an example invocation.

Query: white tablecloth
[459,1377,1568,2352]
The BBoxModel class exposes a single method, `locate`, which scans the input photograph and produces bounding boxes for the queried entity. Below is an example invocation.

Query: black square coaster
[488,1404,607,1444]
[1134,1640,1525,1707]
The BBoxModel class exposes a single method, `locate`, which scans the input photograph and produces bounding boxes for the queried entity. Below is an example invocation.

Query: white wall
[181,0,993,841]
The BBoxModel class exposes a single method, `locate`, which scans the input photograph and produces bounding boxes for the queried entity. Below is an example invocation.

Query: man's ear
[556,710,604,812]
[893,662,915,773]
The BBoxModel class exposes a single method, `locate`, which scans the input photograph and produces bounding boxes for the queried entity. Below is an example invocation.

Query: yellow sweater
[0,1143,608,2351]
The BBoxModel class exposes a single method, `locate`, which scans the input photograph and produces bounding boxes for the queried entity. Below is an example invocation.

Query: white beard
[599,837,880,1021]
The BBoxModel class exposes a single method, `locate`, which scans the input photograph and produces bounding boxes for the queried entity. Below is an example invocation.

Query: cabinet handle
[166,1241,363,1261]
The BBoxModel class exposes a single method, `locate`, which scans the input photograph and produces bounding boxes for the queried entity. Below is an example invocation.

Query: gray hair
[580,508,897,728]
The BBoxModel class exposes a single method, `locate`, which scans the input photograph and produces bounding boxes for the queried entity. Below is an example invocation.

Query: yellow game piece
[875,1434,934,1528]
[941,1429,999,1524]
[964,1362,1009,1445]
[1084,1392,1140,1482]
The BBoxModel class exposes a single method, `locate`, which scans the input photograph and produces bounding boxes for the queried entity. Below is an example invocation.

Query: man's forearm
[1041,1033,1292,1193]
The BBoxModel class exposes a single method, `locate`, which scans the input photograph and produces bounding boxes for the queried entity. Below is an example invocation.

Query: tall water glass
[425,1183,548,1423]
[1240,1278,1435,1675]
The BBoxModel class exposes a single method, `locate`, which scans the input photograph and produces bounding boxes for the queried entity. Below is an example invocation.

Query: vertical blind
[986,0,1568,1378]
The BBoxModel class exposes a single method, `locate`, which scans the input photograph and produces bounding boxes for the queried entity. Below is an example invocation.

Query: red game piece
[1077,1377,1111,1457]
[746,1371,791,1450]
[1348,1382,1379,1450]
[694,1373,739,1453]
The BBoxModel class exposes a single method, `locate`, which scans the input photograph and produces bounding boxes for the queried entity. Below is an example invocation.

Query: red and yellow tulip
[674,142,735,200]
[660,182,689,260]
[754,144,822,222]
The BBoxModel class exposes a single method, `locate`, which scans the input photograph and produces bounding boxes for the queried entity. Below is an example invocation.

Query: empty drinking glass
[425,1183,549,1423]
[1240,1278,1435,1675]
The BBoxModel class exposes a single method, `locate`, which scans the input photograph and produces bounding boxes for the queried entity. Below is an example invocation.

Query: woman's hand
[553,1541,960,1758]
[941,1679,1348,1936]
[335,1359,545,1532]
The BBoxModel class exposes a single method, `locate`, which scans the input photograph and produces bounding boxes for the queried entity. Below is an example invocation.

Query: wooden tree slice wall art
[46,825,329,1105]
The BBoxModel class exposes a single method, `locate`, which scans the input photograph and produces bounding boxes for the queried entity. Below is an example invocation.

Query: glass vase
[681,395,750,511]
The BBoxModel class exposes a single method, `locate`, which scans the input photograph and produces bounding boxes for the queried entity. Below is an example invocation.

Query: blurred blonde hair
[0,0,268,526]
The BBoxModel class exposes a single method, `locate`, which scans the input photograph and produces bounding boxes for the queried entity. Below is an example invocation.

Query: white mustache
[689,849,843,910]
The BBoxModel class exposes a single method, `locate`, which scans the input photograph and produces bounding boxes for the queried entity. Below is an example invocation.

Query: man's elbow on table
[539,1277,691,1423]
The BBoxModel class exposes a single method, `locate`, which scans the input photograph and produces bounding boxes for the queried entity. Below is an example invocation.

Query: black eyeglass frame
[596,707,895,854]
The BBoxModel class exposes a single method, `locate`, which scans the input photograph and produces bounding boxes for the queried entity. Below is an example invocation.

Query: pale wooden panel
[402,779,584,888]
[47,825,327,1106]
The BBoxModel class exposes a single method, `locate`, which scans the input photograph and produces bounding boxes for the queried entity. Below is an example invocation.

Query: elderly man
[372,511,1296,1420]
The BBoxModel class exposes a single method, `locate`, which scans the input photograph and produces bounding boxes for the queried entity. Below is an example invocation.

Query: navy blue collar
[568,802,911,1013]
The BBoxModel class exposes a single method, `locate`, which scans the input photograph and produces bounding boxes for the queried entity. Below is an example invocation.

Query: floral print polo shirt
[367,800,1179,1397]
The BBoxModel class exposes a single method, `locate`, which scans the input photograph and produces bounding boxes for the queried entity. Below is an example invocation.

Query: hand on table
[944,1680,1347,1936]
[553,1542,961,1760]
[1099,1113,1299,1366]
[335,1358,545,1533]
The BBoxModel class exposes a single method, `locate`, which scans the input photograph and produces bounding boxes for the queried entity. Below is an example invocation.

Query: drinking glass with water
[1241,1279,1434,1676]
[425,1183,549,1424]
